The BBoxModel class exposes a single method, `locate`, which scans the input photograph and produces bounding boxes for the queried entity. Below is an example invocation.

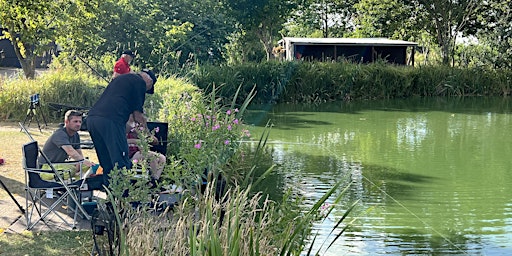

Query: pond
[245,97,512,255]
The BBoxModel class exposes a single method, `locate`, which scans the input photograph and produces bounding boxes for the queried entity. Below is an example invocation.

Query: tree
[352,0,417,39]
[474,0,512,68]
[0,0,90,78]
[403,0,484,66]
[223,0,296,61]
[285,0,357,38]
[59,0,233,75]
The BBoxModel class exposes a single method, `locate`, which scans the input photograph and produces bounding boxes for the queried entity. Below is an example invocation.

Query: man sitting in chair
[38,110,96,179]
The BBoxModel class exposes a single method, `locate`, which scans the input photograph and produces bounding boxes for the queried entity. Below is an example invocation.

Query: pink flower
[226,110,232,115]
[191,117,196,121]
[154,127,160,133]
[234,108,239,113]
[132,159,139,164]
[233,119,239,125]
[227,125,232,131]
[224,140,230,145]
[212,124,220,131]
[194,143,202,149]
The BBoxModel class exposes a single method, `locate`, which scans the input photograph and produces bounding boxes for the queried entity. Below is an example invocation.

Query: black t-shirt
[88,73,146,125]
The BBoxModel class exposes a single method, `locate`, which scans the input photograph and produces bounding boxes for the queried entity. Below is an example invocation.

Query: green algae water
[245,97,512,255]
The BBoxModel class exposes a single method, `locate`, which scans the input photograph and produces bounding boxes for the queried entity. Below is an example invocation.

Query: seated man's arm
[61,145,95,167]
[132,110,148,130]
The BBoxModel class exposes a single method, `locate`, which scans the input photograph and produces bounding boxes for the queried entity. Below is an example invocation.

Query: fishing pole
[76,54,110,84]
[319,145,468,254]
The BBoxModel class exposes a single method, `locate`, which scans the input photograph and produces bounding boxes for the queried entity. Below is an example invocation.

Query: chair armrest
[26,167,57,175]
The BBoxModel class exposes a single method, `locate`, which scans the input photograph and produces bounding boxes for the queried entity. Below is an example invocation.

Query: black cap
[142,69,157,94]
[122,50,135,58]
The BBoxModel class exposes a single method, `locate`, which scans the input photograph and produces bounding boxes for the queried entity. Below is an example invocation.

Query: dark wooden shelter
[278,37,418,65]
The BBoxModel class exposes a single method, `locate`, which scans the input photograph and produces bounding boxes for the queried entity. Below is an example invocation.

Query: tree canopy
[0,0,510,78]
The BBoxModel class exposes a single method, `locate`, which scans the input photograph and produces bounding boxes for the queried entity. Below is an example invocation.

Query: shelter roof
[279,37,418,47]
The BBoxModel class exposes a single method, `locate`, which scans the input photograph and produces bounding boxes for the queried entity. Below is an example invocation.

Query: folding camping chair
[20,123,91,230]
[22,141,91,229]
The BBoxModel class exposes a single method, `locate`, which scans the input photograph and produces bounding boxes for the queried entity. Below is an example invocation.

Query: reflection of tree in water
[391,228,472,255]
[345,164,479,254]
[360,164,435,201]
[254,142,487,254]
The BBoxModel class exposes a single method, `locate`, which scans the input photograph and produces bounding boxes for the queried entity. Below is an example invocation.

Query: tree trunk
[255,27,275,61]
[7,28,36,79]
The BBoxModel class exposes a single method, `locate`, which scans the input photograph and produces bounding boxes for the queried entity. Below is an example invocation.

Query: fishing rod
[319,145,468,254]
[76,54,110,84]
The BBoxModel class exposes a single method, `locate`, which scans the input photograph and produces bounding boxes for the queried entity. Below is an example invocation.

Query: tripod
[0,178,25,214]
[21,94,48,132]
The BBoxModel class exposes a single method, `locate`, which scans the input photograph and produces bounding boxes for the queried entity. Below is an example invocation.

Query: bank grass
[190,61,512,104]
[0,67,104,121]
[0,230,93,256]
[103,161,354,255]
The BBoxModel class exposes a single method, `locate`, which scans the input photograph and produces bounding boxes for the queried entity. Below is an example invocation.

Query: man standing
[112,50,135,79]
[38,110,95,172]
[86,69,157,186]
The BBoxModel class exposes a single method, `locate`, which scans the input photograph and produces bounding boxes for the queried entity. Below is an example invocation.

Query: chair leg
[25,188,77,230]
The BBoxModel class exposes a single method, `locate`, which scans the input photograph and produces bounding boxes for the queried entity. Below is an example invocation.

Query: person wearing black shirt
[86,69,157,186]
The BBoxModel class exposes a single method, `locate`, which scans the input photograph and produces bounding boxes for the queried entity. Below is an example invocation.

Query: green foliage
[189,61,512,104]
[403,0,485,65]
[190,61,301,104]
[0,68,103,121]
[474,0,512,69]
[352,0,416,39]
[58,0,233,73]
[284,0,356,38]
[0,0,87,78]
[224,27,267,64]
[1,63,511,123]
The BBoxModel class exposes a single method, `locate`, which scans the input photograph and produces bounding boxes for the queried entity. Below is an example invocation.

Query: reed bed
[190,62,512,104]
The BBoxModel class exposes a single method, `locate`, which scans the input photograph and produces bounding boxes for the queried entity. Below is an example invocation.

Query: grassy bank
[2,63,511,122]
[190,62,512,104]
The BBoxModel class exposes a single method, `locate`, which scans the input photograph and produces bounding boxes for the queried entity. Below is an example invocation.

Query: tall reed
[189,62,512,104]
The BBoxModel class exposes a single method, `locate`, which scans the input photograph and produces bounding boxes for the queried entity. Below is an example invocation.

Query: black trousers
[87,116,132,186]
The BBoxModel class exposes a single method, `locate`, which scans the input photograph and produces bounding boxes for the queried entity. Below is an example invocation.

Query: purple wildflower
[195,143,202,149]
[224,140,230,145]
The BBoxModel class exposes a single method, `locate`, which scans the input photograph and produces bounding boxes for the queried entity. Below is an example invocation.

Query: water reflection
[246,97,512,255]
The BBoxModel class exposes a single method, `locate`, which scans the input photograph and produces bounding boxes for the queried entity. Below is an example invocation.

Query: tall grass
[189,62,512,104]
[0,67,104,121]
[2,62,510,122]
[104,159,354,256]
[97,80,356,255]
